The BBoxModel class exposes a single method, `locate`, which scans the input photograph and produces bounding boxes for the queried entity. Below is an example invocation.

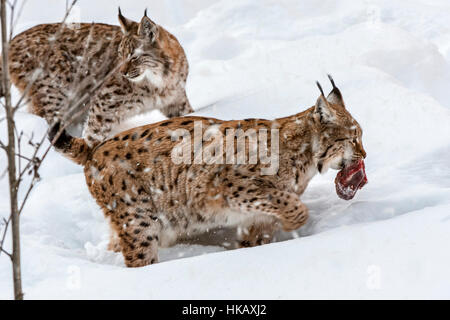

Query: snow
[1,0,450,299]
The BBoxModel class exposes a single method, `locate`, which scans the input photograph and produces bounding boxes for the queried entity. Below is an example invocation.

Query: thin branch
[15,152,31,162]
[0,216,11,256]
[14,126,22,174]
[0,167,7,179]
[0,247,12,260]
[0,215,12,260]
[10,0,26,41]
[8,0,17,41]
[16,135,42,183]
[72,23,96,91]
[17,176,37,216]
[13,82,32,111]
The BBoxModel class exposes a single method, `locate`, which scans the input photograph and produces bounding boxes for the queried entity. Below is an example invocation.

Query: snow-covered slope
[1,0,450,299]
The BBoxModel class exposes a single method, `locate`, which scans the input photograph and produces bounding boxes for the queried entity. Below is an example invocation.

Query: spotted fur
[52,78,366,267]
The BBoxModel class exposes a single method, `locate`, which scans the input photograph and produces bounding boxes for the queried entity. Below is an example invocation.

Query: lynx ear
[118,7,135,34]
[315,81,335,123]
[138,11,158,42]
[326,74,344,105]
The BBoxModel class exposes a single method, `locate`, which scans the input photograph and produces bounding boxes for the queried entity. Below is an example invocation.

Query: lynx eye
[126,53,138,62]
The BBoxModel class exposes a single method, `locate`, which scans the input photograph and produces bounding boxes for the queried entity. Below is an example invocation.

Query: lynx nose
[358,144,367,159]
[120,62,130,77]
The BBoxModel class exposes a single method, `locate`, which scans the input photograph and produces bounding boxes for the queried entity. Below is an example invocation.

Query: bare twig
[10,0,27,40]
[0,246,12,259]
[17,175,38,216]
[0,167,7,179]
[14,126,22,173]
[0,216,11,256]
[8,0,17,40]
[0,215,12,260]
[15,152,31,162]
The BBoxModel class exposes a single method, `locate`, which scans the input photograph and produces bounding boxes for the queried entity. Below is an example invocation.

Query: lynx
[1,8,192,154]
[50,76,368,267]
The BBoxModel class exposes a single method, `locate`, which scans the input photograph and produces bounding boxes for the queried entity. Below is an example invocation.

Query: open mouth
[334,159,368,200]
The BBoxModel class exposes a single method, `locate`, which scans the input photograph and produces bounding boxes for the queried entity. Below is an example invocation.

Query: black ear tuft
[144,8,148,17]
[326,74,344,105]
[316,81,324,96]
[118,7,133,34]
[327,74,336,89]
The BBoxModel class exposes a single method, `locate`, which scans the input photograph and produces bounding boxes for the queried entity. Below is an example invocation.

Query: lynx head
[313,75,368,200]
[117,8,169,86]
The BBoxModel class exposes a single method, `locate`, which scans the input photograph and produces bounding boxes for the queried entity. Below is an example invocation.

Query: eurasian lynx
[1,9,192,156]
[50,76,368,267]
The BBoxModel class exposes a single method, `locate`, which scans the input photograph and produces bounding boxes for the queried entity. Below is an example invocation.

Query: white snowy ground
[1,0,450,299]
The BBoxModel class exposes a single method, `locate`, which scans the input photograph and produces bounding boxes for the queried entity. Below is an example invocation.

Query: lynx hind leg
[227,184,309,233]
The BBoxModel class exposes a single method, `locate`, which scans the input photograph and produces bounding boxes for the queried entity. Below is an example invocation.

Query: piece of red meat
[335,159,368,200]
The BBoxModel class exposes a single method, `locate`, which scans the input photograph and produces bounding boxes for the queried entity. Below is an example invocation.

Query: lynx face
[313,76,368,200]
[314,83,366,174]
[118,10,168,86]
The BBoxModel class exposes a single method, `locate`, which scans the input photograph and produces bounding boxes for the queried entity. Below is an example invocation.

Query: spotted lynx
[50,76,367,267]
[1,9,192,154]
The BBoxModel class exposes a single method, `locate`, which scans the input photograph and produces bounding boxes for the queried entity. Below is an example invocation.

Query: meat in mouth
[335,159,368,200]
